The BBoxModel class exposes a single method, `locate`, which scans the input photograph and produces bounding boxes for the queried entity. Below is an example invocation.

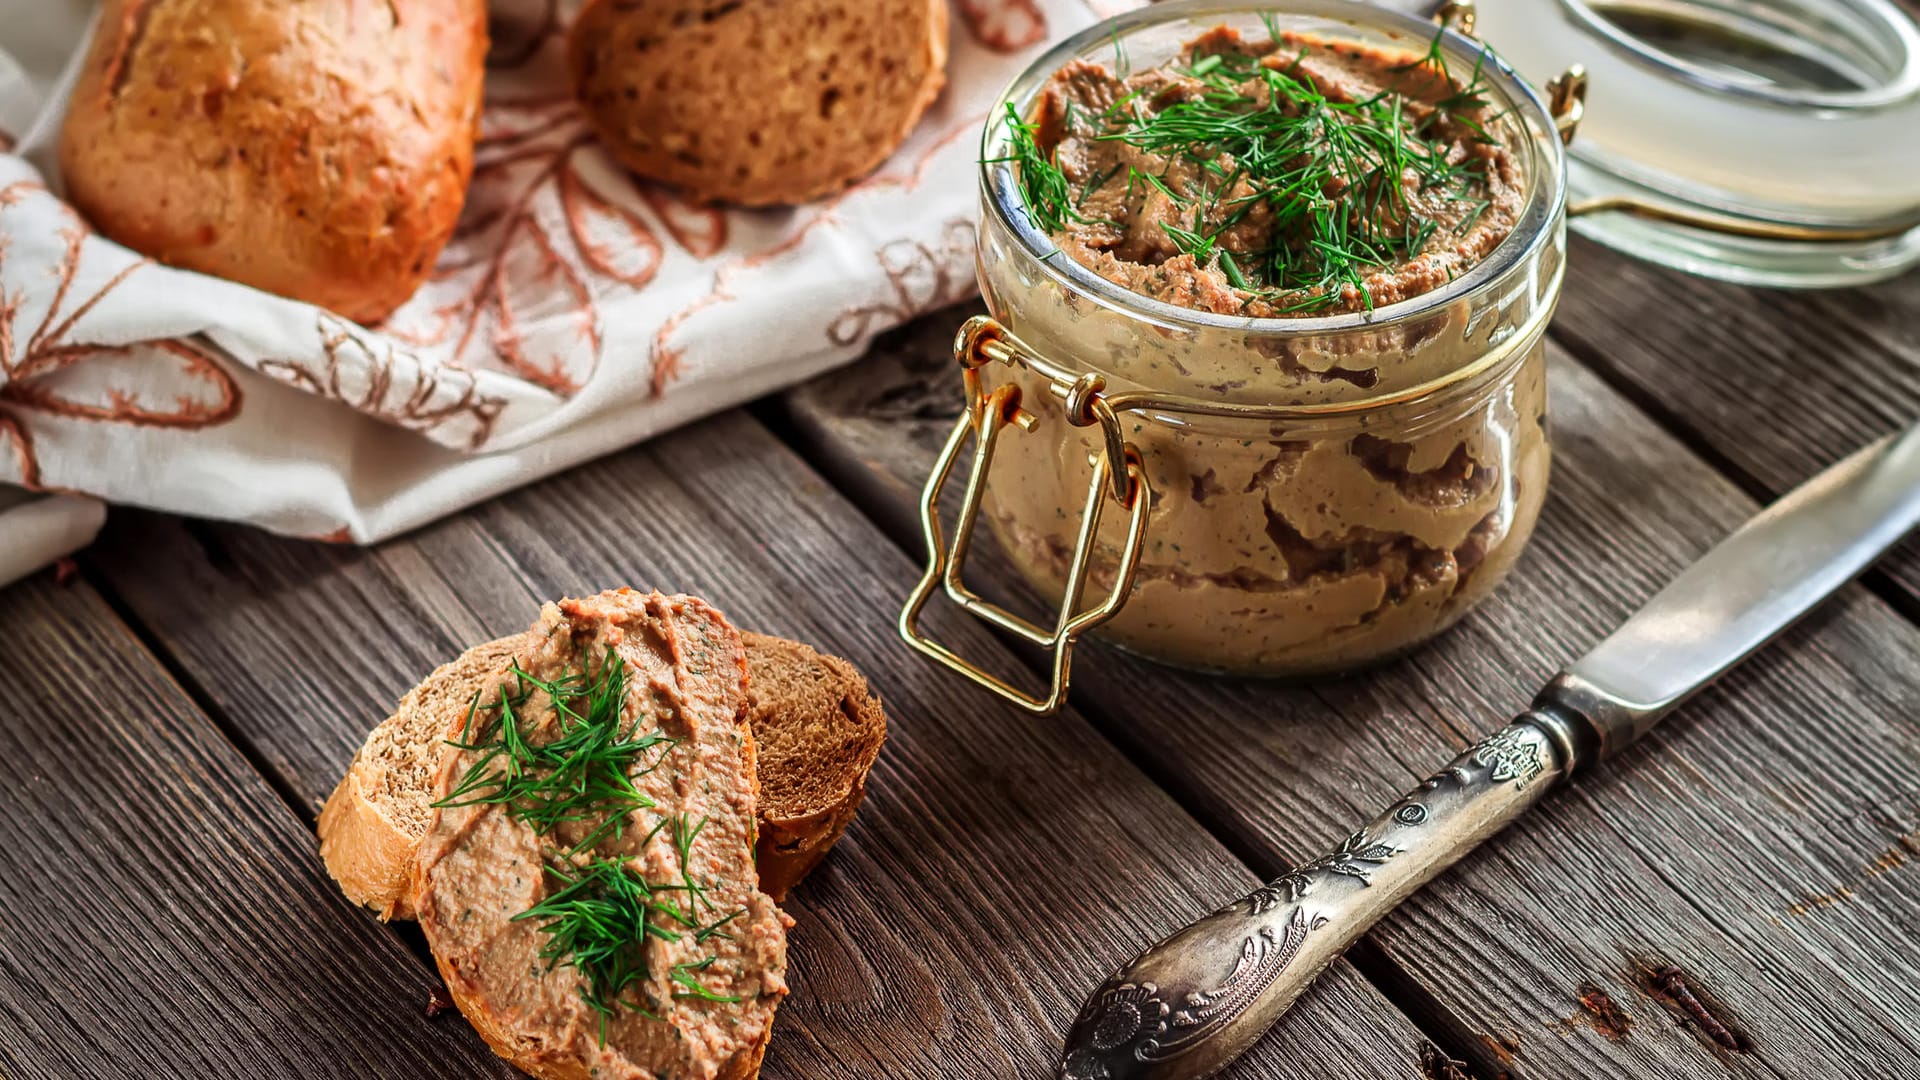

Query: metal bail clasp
[897,316,1153,715]
[1433,0,1476,36]
[1547,65,1588,146]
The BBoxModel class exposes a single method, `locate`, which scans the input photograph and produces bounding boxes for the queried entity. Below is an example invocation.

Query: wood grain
[776,304,1920,1079]
[0,576,516,1080]
[1550,235,1920,612]
[89,414,1434,1079]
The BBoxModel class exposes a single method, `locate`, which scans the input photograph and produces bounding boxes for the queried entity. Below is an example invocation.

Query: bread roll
[567,0,948,206]
[59,0,488,325]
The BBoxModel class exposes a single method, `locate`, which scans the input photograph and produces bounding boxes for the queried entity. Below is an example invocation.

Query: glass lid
[1473,0,1920,286]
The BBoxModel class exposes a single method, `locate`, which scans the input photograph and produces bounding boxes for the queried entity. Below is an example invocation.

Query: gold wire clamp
[1433,0,1476,37]
[897,316,1153,716]
[1547,65,1587,146]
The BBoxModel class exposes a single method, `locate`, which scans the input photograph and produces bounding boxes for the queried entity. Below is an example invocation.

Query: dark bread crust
[58,0,487,324]
[742,633,886,900]
[567,0,949,205]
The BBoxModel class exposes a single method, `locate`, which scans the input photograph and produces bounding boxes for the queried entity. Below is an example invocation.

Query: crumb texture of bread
[743,632,887,900]
[58,0,487,324]
[414,590,788,1080]
[567,0,949,205]
[317,636,522,920]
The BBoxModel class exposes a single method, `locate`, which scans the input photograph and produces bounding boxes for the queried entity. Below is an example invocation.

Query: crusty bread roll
[415,591,787,1080]
[319,628,886,915]
[567,0,949,206]
[59,0,487,325]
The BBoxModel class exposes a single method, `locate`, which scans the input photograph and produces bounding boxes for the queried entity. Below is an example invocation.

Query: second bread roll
[567,0,949,206]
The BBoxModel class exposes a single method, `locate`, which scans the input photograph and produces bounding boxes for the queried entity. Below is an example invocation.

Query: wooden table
[7,236,1919,1080]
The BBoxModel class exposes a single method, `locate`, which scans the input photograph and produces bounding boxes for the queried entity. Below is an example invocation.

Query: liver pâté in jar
[902,1,1575,711]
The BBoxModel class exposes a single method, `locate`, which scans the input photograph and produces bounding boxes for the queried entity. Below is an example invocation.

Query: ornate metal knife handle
[1061,713,1585,1080]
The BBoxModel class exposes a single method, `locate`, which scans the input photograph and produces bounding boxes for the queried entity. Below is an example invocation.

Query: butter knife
[1060,422,1920,1080]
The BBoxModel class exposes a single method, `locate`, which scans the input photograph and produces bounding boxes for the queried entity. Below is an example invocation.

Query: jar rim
[978,0,1570,337]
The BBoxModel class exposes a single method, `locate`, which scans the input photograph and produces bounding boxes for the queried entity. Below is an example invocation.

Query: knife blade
[1059,422,1920,1080]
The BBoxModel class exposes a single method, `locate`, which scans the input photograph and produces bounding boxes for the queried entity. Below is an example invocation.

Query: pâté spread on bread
[414,591,788,1079]
[320,589,890,1079]
[939,10,1567,685]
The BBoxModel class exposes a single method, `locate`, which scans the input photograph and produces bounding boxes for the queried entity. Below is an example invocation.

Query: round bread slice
[742,633,886,900]
[318,636,524,920]
[415,590,788,1080]
[566,0,949,206]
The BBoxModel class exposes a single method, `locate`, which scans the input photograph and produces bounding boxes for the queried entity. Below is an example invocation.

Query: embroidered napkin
[0,0,1091,584]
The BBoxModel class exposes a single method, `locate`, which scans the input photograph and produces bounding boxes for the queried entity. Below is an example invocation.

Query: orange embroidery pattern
[647,115,985,399]
[830,220,978,347]
[378,92,730,399]
[256,314,508,450]
[0,183,240,491]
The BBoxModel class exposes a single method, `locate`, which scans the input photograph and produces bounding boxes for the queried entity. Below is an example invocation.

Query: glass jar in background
[901,0,1579,712]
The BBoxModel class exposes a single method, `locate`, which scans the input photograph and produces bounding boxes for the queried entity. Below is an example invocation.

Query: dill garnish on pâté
[436,644,744,1043]
[437,646,675,852]
[1004,23,1502,314]
[512,851,748,1043]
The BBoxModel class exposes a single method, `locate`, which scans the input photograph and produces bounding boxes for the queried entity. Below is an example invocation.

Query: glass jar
[900,0,1579,713]
[1479,0,1920,287]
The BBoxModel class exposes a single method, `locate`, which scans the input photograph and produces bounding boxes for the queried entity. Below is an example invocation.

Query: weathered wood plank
[776,303,1920,1079]
[0,575,515,1080]
[1550,235,1920,611]
[89,413,1434,1078]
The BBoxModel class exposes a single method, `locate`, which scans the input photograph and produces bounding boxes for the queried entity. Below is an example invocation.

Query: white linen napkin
[0,0,1093,573]
[0,488,102,589]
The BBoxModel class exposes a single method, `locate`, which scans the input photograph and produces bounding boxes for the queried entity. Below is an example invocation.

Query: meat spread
[415,591,788,1080]
[1019,26,1523,316]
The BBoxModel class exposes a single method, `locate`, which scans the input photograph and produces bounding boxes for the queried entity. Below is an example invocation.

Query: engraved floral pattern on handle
[1059,717,1569,1080]
[1061,909,1324,1080]
[1259,830,1401,909]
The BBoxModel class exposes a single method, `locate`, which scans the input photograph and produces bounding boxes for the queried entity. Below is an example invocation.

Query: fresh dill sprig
[695,909,747,945]
[671,813,712,914]
[435,646,676,845]
[997,102,1078,234]
[514,855,683,1043]
[670,957,743,1004]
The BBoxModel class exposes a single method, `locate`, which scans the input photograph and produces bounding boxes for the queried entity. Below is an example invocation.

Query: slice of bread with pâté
[413,590,785,1080]
[318,621,886,915]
